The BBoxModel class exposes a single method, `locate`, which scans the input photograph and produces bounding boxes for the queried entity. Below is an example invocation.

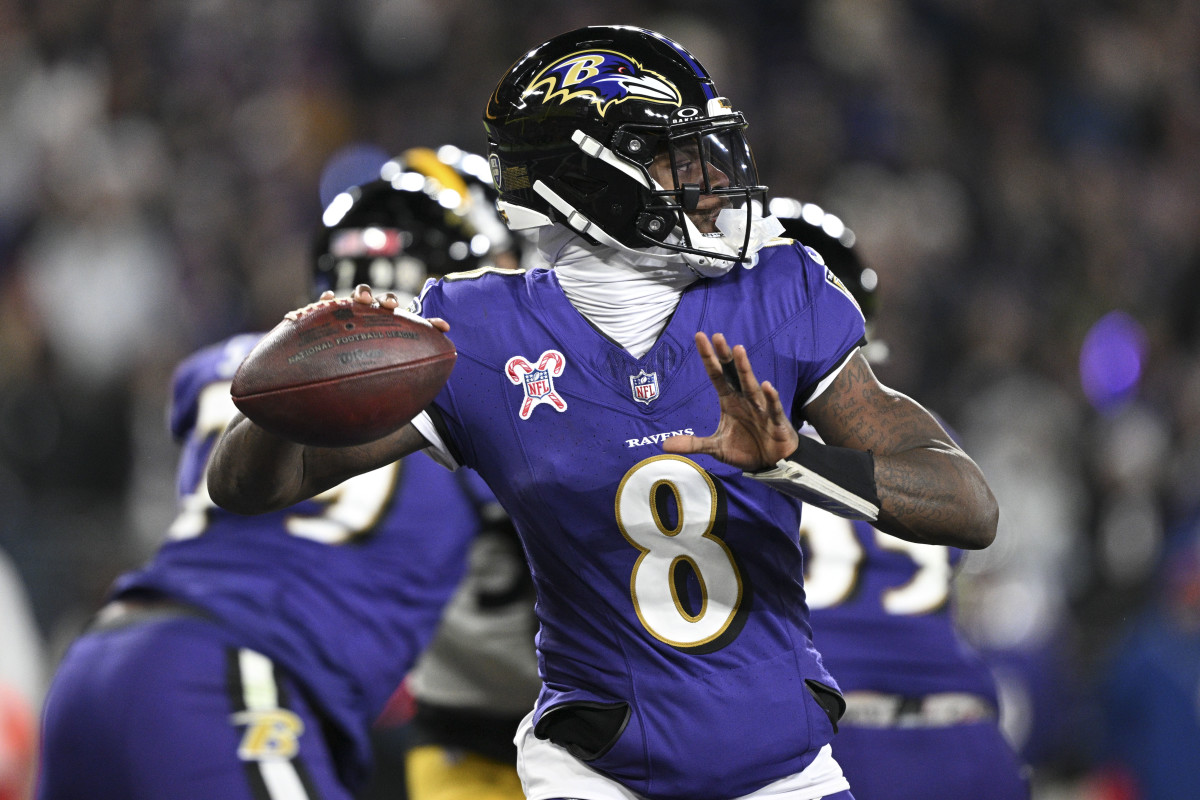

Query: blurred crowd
[0,1,1198,798]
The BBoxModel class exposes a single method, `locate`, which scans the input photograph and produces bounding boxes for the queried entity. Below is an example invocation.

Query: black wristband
[788,436,879,504]
[744,437,880,520]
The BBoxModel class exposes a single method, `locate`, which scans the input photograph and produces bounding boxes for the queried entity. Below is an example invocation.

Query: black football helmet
[390,144,526,270]
[312,168,495,301]
[770,197,887,363]
[483,25,781,274]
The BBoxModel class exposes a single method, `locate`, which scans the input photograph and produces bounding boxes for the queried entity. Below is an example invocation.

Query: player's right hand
[347,285,450,333]
[663,331,800,471]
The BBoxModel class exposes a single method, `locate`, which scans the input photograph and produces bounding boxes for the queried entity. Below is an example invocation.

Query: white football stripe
[259,759,311,800]
[238,649,278,711]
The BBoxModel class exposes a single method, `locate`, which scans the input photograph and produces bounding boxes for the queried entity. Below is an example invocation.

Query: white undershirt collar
[538,224,698,359]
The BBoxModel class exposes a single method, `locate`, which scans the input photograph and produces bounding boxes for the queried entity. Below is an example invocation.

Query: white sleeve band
[410,410,459,471]
[800,346,859,408]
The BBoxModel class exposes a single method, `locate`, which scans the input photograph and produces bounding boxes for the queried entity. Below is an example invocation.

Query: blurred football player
[772,199,1029,799]
[393,145,529,272]
[0,547,43,800]
[35,160,519,800]
[210,25,998,800]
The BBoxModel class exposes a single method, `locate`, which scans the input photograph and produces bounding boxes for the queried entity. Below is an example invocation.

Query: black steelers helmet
[391,145,525,269]
[769,198,887,363]
[483,25,780,274]
[312,168,494,301]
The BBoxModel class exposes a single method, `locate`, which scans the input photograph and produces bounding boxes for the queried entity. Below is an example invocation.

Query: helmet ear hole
[636,213,671,242]
[613,132,654,164]
[557,168,606,200]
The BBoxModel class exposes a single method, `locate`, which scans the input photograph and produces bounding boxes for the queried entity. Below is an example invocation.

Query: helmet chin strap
[532,178,783,278]
[532,180,677,263]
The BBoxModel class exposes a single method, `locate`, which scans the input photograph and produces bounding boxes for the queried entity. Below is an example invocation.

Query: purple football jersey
[110,333,485,786]
[414,241,866,799]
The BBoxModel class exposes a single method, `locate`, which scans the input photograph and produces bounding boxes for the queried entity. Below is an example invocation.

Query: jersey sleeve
[786,243,867,412]
[407,278,479,471]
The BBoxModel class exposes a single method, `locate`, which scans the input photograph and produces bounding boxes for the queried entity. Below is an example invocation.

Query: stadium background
[0,1,1197,797]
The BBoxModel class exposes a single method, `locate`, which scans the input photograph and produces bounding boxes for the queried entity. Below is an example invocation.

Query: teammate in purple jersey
[209,26,999,800]
[773,201,1029,799]
[35,166,514,800]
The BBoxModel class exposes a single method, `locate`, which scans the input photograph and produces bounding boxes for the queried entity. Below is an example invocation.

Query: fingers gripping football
[348,284,450,333]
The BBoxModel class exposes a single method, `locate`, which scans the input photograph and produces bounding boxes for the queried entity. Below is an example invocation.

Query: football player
[772,200,1029,799]
[209,26,998,800]
[36,160,518,800]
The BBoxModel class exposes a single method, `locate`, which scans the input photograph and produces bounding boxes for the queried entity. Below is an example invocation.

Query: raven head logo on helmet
[484,25,783,276]
[523,50,683,117]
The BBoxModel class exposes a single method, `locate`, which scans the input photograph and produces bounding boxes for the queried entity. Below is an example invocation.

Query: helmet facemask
[505,109,782,275]
[638,112,782,275]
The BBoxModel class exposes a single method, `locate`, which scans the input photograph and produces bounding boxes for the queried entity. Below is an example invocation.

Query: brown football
[230,298,455,447]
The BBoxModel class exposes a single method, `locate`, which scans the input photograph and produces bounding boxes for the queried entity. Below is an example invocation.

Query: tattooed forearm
[873,444,997,548]
[806,353,998,549]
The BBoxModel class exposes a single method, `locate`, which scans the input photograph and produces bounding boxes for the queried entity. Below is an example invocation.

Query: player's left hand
[663,332,800,471]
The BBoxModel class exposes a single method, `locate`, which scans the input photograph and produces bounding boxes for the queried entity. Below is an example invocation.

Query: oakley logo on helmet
[522,50,682,117]
[488,154,502,190]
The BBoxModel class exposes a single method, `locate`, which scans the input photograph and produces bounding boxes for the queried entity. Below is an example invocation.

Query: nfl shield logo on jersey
[629,370,660,405]
[526,369,551,397]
